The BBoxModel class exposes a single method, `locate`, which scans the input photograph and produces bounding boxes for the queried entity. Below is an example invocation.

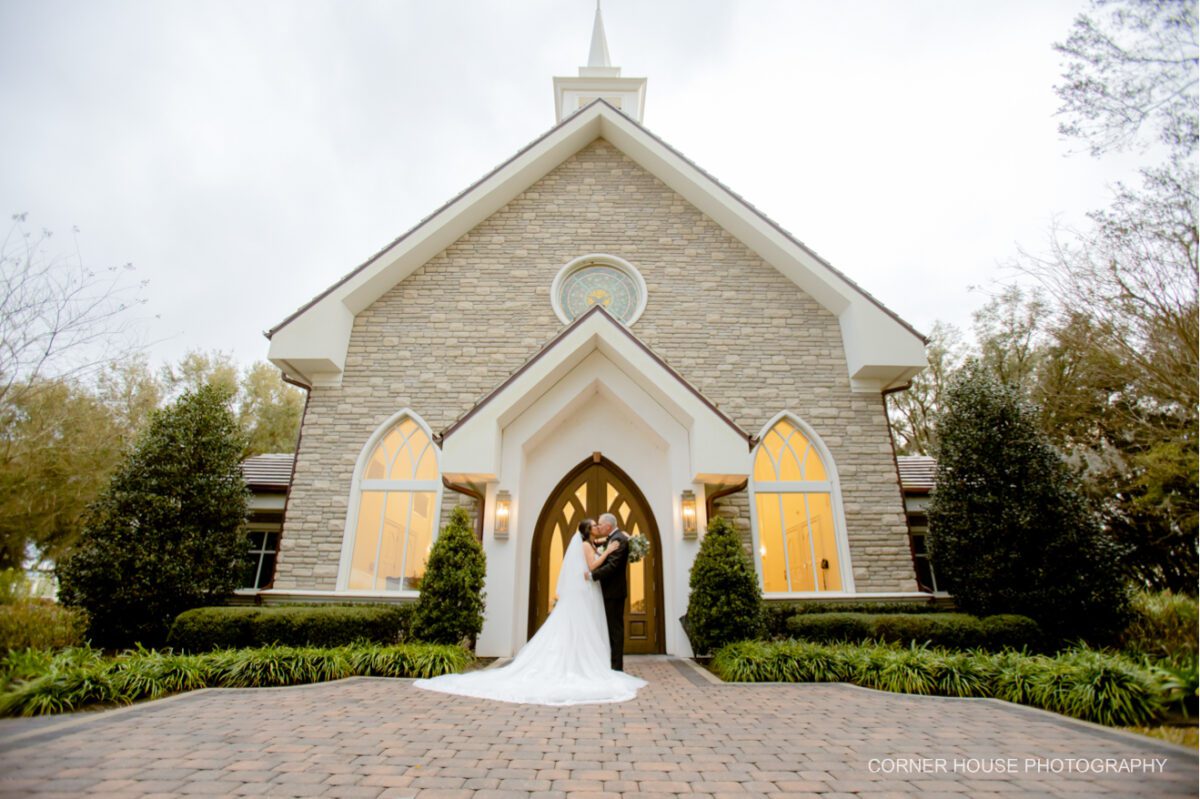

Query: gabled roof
[266,100,927,392]
[438,303,753,446]
[436,303,756,483]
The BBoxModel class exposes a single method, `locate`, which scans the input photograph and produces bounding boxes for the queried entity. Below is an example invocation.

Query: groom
[588,512,629,671]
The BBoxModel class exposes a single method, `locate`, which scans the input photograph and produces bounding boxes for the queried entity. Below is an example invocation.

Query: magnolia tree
[58,385,249,648]
[927,364,1131,644]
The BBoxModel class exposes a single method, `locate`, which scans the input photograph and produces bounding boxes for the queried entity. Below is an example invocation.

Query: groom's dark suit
[590,529,629,671]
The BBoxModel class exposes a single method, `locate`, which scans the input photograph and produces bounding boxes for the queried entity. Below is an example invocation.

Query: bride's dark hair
[578,519,595,541]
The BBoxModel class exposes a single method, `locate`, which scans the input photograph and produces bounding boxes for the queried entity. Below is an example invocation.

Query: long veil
[411,529,647,705]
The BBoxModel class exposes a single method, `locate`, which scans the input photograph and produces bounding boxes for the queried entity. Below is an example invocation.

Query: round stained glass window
[552,256,646,326]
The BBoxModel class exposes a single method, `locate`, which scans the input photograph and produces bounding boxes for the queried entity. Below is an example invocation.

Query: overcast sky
[0,0,1149,374]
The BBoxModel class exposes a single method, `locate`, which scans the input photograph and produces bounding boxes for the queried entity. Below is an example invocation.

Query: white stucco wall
[474,351,705,657]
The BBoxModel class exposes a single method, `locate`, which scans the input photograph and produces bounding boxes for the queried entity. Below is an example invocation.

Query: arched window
[340,412,441,592]
[750,415,850,593]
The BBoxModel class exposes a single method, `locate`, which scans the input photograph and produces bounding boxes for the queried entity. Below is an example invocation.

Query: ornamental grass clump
[0,642,473,717]
[1048,647,1171,727]
[0,647,118,717]
[211,645,354,688]
[109,646,216,699]
[709,640,1170,727]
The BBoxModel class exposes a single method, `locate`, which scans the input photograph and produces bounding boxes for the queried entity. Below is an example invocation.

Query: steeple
[587,1,612,70]
[553,1,647,123]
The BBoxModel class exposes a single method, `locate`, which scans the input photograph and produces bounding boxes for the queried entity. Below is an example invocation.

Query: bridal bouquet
[627,533,650,563]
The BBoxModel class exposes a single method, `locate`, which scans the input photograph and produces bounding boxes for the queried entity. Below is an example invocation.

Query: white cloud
[0,0,1149,370]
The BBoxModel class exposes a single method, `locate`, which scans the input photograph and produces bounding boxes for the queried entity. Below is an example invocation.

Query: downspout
[881,380,923,595]
[272,369,312,598]
[443,478,486,542]
[705,479,749,524]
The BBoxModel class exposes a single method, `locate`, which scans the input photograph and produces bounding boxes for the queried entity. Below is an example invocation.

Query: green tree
[999,0,1200,592]
[0,379,126,569]
[886,321,966,456]
[685,516,763,655]
[94,356,162,444]
[159,350,239,403]
[410,507,486,646]
[238,361,304,456]
[927,364,1131,644]
[1054,0,1197,158]
[57,384,249,648]
[162,351,303,457]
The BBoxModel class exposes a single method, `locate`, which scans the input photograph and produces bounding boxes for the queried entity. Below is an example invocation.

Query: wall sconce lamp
[681,490,697,538]
[494,490,511,539]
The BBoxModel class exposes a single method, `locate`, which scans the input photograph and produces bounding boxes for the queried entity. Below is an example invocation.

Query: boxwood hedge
[167,604,414,652]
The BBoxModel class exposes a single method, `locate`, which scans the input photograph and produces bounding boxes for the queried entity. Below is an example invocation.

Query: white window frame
[550,253,648,326]
[243,524,280,590]
[748,411,856,596]
[336,409,443,595]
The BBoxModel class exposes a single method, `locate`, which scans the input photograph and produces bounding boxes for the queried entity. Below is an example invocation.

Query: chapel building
[264,7,929,657]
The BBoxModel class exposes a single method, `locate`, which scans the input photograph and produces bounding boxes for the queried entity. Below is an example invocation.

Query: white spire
[552,2,647,123]
[587,1,612,68]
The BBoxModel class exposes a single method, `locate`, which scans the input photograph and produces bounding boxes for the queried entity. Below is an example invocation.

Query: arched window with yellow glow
[750,415,850,593]
[339,411,442,592]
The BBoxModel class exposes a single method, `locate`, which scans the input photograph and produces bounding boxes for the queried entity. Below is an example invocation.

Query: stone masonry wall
[275,138,916,592]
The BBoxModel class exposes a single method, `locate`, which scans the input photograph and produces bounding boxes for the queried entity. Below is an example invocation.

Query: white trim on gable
[267,101,926,392]
[439,307,751,484]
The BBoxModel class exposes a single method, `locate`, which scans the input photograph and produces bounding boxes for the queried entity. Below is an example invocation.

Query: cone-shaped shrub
[57,385,249,649]
[685,516,764,655]
[411,507,486,645]
[928,363,1130,644]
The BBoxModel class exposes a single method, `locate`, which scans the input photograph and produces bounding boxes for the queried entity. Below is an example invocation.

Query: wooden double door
[529,455,665,654]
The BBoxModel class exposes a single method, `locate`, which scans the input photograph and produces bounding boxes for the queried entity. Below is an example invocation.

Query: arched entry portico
[529,453,665,654]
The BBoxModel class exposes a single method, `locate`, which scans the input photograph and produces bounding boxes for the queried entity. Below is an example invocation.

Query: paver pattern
[0,657,1195,798]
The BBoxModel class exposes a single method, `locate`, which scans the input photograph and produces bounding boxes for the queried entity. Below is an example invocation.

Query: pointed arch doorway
[529,453,665,654]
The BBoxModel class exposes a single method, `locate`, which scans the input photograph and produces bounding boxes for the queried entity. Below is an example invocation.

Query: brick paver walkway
[0,657,1195,798]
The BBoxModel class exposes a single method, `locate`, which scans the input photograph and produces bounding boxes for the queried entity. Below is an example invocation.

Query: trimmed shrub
[764,600,946,638]
[685,517,764,655]
[57,385,250,649]
[784,611,1042,652]
[411,508,487,646]
[0,600,89,651]
[927,363,1131,644]
[785,613,874,643]
[167,604,414,652]
[710,639,1171,727]
[0,642,473,717]
[980,614,1044,651]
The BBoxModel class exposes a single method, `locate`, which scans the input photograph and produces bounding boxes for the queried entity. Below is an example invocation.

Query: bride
[412,518,647,705]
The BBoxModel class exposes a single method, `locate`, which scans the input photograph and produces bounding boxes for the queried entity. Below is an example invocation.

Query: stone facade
[275,138,916,593]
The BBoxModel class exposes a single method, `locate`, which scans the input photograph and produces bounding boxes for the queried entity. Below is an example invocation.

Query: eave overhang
[266,100,927,391]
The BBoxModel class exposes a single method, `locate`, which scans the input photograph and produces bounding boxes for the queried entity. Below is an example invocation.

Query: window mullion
[776,492,791,592]
[400,491,416,590]
[372,492,388,590]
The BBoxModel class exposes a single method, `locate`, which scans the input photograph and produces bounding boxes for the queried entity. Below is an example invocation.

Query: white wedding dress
[412,534,647,705]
